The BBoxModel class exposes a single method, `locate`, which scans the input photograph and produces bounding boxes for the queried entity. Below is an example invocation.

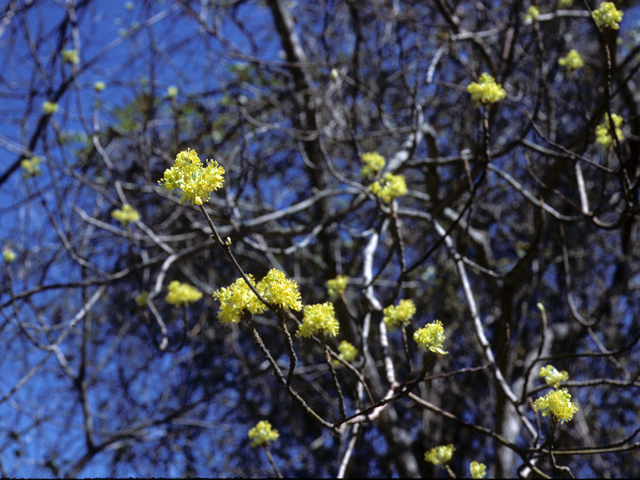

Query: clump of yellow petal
[596,113,624,148]
[539,365,569,388]
[336,340,358,363]
[414,320,448,354]
[158,149,225,205]
[369,173,407,203]
[213,275,265,325]
[298,302,339,337]
[593,2,623,30]
[383,299,416,330]
[470,461,487,479]
[558,49,584,71]
[62,49,79,65]
[327,275,349,298]
[43,101,58,115]
[112,204,140,225]
[467,73,506,106]
[165,280,202,306]
[424,444,454,465]
[257,269,303,311]
[361,152,385,177]
[248,420,279,447]
[534,388,579,423]
[21,157,42,178]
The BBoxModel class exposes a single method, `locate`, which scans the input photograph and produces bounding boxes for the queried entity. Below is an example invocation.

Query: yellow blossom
[467,73,506,106]
[135,291,149,307]
[336,340,358,363]
[165,280,202,306]
[361,152,386,177]
[539,365,569,388]
[470,461,487,479]
[327,275,349,298]
[213,275,266,325]
[61,49,79,65]
[94,81,106,92]
[424,444,454,465]
[248,420,279,447]
[525,6,540,22]
[383,299,416,330]
[414,320,448,354]
[558,49,584,71]
[43,101,58,115]
[167,86,178,98]
[534,388,579,423]
[298,302,339,338]
[369,173,407,203]
[593,2,623,30]
[112,204,140,225]
[21,157,42,178]
[3,248,17,263]
[257,269,303,311]
[158,148,225,205]
[596,113,624,148]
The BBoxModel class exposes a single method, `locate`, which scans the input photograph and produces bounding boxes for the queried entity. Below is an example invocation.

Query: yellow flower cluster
[525,6,540,22]
[167,86,178,98]
[21,157,42,178]
[94,81,106,92]
[596,113,624,148]
[3,248,17,263]
[424,444,454,465]
[558,49,584,71]
[383,299,416,330]
[539,365,569,388]
[327,275,349,298]
[214,269,302,325]
[158,149,225,205]
[414,320,448,354]
[248,420,279,447]
[467,73,507,106]
[298,302,339,338]
[369,173,407,203]
[214,275,265,325]
[337,340,358,363]
[593,2,623,30]
[470,461,487,479]
[61,49,79,65]
[112,204,140,225]
[43,101,58,115]
[534,388,579,423]
[135,291,149,307]
[361,152,385,177]
[558,0,573,7]
[165,280,203,306]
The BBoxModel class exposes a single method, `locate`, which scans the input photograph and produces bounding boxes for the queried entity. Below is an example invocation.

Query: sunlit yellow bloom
[467,73,506,106]
[383,299,416,330]
[525,6,540,22]
[112,204,140,225]
[135,291,149,307]
[298,302,339,337]
[534,388,579,423]
[43,101,58,115]
[213,275,265,325]
[248,420,279,447]
[414,320,448,354]
[369,173,407,203]
[539,365,569,388]
[158,149,225,205]
[21,157,42,178]
[558,49,584,71]
[593,2,623,30]
[3,248,17,263]
[595,113,624,148]
[470,461,487,478]
[337,340,358,363]
[257,269,303,311]
[361,152,386,177]
[424,444,454,465]
[62,49,79,65]
[327,275,349,298]
[167,86,178,98]
[94,81,106,92]
[165,280,202,306]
